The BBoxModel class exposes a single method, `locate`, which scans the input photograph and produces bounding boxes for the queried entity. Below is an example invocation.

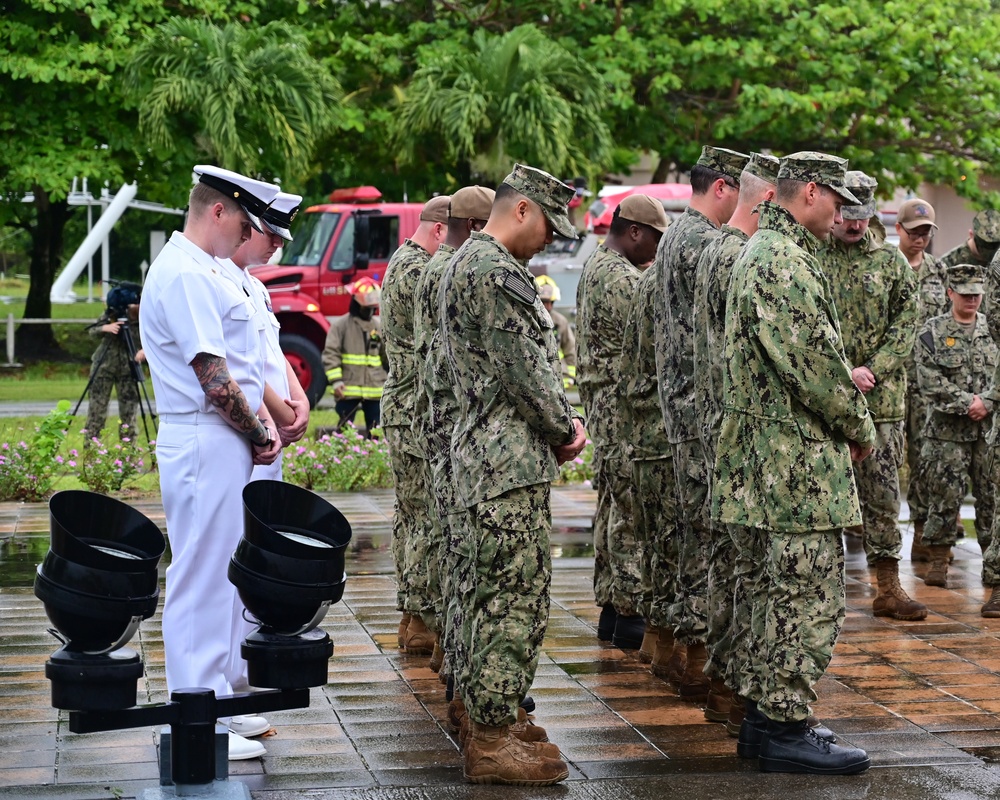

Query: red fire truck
[249,186,424,406]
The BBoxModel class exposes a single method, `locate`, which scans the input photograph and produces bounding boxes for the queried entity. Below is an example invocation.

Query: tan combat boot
[403,615,435,654]
[448,697,467,733]
[873,558,928,620]
[638,624,659,664]
[397,612,411,648]
[650,626,674,676]
[429,641,444,672]
[678,642,710,701]
[463,722,568,785]
[704,678,733,723]
[983,586,1000,618]
[726,694,746,737]
[924,546,951,587]
[910,520,930,562]
[654,640,688,685]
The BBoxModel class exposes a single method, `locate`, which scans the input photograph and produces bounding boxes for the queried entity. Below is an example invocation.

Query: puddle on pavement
[0,535,49,588]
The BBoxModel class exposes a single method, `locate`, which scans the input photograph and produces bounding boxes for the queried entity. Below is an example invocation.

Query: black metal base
[46,646,144,711]
[242,628,333,688]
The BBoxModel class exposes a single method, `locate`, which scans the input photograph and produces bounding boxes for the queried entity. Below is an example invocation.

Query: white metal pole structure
[49,183,138,304]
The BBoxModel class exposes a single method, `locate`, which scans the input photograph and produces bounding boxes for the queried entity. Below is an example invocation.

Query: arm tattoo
[192,353,267,441]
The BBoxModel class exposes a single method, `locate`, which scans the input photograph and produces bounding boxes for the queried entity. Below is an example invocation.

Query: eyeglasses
[904,227,934,241]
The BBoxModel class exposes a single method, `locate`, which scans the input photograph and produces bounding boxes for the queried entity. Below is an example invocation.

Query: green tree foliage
[393,24,612,182]
[125,18,343,191]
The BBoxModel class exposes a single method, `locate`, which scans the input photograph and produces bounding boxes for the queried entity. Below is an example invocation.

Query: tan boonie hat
[419,195,451,223]
[841,170,878,220]
[697,146,750,182]
[450,185,495,220]
[777,151,860,205]
[947,263,986,294]
[744,153,780,184]
[896,198,937,230]
[972,209,1000,244]
[503,163,578,240]
[617,194,670,233]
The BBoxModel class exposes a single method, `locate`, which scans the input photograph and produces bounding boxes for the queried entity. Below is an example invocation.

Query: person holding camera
[83,292,145,443]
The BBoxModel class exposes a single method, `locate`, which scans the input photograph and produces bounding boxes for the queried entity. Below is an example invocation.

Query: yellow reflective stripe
[563,377,573,389]
[326,368,343,381]
[342,354,368,365]
[558,349,565,359]
[343,386,383,399]
[567,365,576,377]
[365,356,382,367]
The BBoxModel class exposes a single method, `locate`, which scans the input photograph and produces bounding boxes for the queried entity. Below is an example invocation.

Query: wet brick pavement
[4,488,1000,798]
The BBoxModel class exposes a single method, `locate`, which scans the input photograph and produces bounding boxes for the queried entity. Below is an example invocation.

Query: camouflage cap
[777,151,860,205]
[947,263,986,294]
[841,170,878,220]
[743,153,780,185]
[617,194,670,233]
[450,185,495,220]
[972,209,1000,244]
[896,198,937,230]
[503,163,578,240]
[419,195,451,223]
[697,146,750,182]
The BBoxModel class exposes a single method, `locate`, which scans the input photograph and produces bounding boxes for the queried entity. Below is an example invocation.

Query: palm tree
[125,19,341,183]
[394,25,611,182]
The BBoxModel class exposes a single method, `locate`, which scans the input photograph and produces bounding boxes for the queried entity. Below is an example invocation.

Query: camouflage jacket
[89,310,141,373]
[694,224,749,450]
[440,231,579,507]
[411,243,457,450]
[380,238,431,434]
[654,206,721,444]
[820,221,917,422]
[619,265,671,460]
[712,201,875,532]
[575,244,641,447]
[916,312,997,442]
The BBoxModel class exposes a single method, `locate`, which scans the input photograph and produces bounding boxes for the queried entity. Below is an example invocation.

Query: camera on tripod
[105,279,143,320]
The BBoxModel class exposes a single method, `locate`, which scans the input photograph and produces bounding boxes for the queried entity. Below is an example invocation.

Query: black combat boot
[612,614,645,650]
[758,719,870,775]
[597,603,617,642]
[736,699,768,758]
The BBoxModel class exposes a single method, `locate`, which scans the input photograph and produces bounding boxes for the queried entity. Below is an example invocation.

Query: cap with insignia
[193,165,280,235]
[616,194,670,233]
[420,195,451,224]
[947,263,986,294]
[896,198,937,230]
[261,191,303,242]
[697,146,750,182]
[743,153,780,185]
[450,186,495,221]
[841,170,878,220]
[972,209,1000,245]
[777,152,861,205]
[502,163,578,240]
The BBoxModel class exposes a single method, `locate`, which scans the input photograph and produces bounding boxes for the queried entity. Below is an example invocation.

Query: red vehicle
[249,186,424,406]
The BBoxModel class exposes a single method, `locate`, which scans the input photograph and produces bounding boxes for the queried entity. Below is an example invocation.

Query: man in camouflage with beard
[653,144,747,701]
[715,152,874,775]
[439,164,586,785]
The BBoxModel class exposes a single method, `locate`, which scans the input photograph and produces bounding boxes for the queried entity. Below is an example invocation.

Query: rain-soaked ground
[5,487,1000,799]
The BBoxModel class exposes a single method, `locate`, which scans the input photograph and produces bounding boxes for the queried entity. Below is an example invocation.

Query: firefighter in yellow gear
[535,274,577,389]
[322,276,388,432]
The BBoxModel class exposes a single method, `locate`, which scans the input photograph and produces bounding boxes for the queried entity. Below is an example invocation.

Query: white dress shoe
[228,731,266,761]
[229,715,270,738]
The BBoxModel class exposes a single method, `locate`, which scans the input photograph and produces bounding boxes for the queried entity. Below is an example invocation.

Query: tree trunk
[652,156,674,184]
[16,187,72,358]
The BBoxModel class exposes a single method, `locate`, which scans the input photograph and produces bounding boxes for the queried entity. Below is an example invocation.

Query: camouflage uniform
[620,265,679,628]
[440,230,579,727]
[916,312,997,548]
[981,365,1000,585]
[653,206,720,645]
[693,225,749,682]
[381,239,435,617]
[714,199,875,722]
[575,244,642,614]
[821,220,918,563]
[83,311,141,441]
[906,251,949,522]
[411,243,458,637]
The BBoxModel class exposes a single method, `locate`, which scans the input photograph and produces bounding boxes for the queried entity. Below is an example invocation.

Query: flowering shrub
[283,425,393,491]
[556,440,594,485]
[78,427,148,494]
[0,401,72,501]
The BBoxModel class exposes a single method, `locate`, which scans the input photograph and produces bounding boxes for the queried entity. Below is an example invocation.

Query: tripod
[73,319,157,444]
